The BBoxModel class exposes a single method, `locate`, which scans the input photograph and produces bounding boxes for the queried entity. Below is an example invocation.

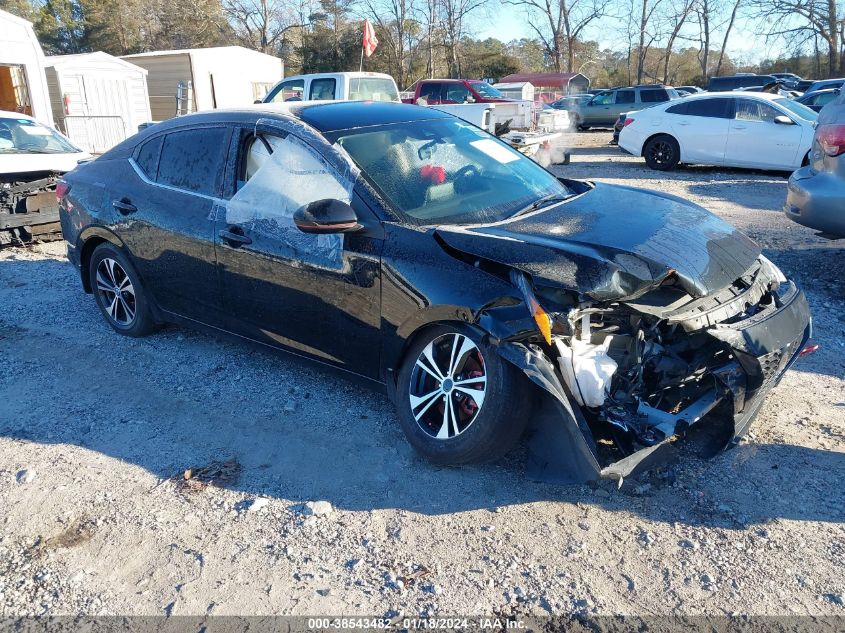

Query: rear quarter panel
[60,158,115,258]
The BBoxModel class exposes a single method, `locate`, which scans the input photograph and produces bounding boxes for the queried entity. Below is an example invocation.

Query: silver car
[785,91,845,237]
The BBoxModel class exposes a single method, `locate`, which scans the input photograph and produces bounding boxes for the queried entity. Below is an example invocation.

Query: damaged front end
[495,256,812,484]
[0,172,63,247]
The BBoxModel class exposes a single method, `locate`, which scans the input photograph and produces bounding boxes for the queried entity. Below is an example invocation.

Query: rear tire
[395,324,531,465]
[643,135,680,171]
[88,243,156,337]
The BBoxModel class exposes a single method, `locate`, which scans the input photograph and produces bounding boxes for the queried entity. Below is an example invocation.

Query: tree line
[2,0,843,89]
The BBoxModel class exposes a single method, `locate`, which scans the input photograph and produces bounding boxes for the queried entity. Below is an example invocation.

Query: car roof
[143,101,453,136]
[682,91,783,101]
[279,71,395,81]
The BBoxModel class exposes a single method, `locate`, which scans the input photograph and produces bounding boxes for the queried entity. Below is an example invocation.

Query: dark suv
[574,85,680,129]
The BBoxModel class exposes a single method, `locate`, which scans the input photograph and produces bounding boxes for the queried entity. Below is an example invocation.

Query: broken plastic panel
[224,121,359,268]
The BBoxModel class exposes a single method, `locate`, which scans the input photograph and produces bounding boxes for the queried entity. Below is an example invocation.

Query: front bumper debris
[499,279,813,485]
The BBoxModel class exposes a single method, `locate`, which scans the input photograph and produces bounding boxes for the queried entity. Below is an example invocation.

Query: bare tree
[694,0,711,80]
[748,0,841,76]
[439,0,487,77]
[224,0,310,53]
[360,0,418,86]
[507,0,610,72]
[635,0,663,82]
[658,0,695,82]
[714,0,739,75]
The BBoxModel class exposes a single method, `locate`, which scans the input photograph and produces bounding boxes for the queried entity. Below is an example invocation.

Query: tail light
[623,117,635,127]
[55,180,70,202]
[816,124,845,157]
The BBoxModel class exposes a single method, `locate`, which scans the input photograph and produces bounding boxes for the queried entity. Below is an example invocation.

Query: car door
[726,98,804,169]
[583,91,615,125]
[667,97,732,164]
[111,125,230,323]
[215,122,384,379]
[611,89,636,122]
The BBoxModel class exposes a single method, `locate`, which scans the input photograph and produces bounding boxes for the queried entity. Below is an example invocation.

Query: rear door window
[309,78,336,101]
[157,127,229,196]
[640,89,669,103]
[135,135,163,179]
[685,98,732,118]
[615,90,635,105]
[814,92,837,106]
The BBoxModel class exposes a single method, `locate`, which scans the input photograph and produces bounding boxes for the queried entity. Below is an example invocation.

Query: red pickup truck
[402,79,513,105]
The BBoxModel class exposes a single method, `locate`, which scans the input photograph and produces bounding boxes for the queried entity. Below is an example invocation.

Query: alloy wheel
[95,258,136,326]
[648,140,673,166]
[408,333,487,440]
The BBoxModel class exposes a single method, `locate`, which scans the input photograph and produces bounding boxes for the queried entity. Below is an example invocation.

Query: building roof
[499,72,589,88]
[122,46,279,60]
[44,51,148,74]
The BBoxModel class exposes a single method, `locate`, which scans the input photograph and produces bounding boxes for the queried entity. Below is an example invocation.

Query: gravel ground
[1,131,843,619]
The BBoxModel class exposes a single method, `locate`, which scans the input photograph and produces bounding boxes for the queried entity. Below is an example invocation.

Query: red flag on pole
[362,19,378,57]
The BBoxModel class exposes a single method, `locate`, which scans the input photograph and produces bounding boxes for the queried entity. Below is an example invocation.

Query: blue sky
[473,8,767,65]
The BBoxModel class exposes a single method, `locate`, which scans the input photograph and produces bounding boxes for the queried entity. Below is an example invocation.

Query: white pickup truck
[263,72,400,103]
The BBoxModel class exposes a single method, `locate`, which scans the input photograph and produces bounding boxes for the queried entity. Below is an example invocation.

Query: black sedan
[60,102,812,482]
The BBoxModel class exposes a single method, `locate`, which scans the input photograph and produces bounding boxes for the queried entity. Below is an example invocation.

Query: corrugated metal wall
[122,54,193,121]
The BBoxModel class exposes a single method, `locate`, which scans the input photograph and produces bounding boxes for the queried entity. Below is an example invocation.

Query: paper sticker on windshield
[21,125,53,136]
[470,139,519,164]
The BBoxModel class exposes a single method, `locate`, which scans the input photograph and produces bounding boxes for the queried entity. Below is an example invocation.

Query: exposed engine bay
[0,171,63,247]
[502,255,812,483]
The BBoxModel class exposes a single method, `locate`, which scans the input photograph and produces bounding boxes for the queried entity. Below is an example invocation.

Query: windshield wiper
[511,192,572,219]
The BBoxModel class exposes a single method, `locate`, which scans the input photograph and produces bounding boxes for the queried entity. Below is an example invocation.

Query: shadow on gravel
[1,253,843,529]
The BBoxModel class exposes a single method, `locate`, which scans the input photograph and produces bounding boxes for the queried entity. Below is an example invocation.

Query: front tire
[643,135,680,170]
[395,324,531,465]
[88,243,156,337]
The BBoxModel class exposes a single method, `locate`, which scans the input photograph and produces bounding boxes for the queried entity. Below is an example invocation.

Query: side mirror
[774,115,794,125]
[254,99,263,104]
[294,199,361,234]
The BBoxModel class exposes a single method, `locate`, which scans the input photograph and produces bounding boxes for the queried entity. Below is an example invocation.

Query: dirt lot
[1,130,843,620]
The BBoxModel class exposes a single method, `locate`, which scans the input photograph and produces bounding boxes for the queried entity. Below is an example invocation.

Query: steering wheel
[453,165,481,194]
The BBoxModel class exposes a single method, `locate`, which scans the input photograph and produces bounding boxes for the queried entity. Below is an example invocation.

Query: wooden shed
[45,52,151,153]
[0,9,52,125]
[122,46,283,121]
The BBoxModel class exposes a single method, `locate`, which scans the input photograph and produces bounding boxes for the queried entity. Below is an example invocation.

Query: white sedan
[618,92,818,171]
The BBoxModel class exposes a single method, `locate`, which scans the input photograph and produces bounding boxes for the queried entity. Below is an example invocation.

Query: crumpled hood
[435,182,761,301]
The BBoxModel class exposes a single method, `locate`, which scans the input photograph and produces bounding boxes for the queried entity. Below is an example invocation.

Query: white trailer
[44,52,152,153]
[0,9,52,125]
[122,46,283,121]
[429,103,570,165]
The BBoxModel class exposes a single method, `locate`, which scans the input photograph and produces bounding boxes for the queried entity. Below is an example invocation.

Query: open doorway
[0,64,32,115]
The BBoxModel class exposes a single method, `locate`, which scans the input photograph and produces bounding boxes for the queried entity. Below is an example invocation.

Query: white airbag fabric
[555,337,618,408]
